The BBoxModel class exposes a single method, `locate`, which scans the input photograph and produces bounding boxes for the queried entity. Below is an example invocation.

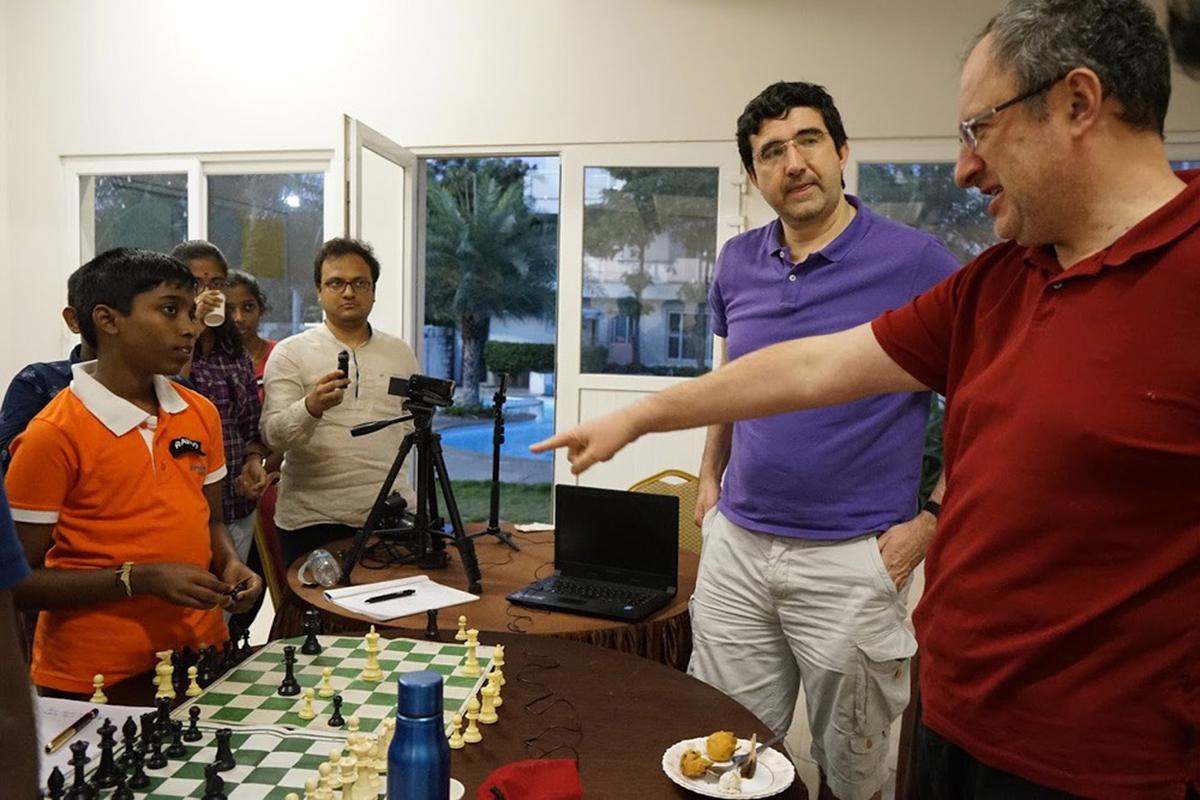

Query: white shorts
[688,509,916,800]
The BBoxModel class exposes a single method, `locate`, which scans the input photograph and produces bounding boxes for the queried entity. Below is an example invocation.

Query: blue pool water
[438,396,556,461]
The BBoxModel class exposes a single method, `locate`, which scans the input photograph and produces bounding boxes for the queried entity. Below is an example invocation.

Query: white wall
[4,0,1200,387]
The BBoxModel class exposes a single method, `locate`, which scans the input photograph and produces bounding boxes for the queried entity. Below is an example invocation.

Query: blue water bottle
[388,670,451,800]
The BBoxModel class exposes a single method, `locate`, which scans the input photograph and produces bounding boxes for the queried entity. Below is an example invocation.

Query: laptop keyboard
[545,578,654,606]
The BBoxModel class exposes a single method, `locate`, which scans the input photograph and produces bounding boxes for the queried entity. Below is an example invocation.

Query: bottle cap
[397,670,444,718]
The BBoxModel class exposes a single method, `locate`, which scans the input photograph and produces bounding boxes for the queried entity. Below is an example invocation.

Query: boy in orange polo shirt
[5,248,262,694]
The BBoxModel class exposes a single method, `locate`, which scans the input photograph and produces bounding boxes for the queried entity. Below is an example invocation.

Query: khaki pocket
[853,625,917,737]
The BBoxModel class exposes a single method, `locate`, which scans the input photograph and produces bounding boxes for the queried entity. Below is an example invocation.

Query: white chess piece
[304,777,317,800]
[463,695,482,743]
[448,714,465,749]
[488,670,503,708]
[298,687,316,720]
[479,682,498,725]
[361,627,382,682]
[338,753,358,798]
[463,629,481,677]
[455,615,468,641]
[154,651,175,699]
[186,665,202,698]
[494,644,506,686]
[90,674,107,704]
[327,748,343,789]
[319,666,335,698]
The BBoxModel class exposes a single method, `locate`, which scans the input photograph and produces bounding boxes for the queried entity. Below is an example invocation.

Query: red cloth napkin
[476,759,583,799]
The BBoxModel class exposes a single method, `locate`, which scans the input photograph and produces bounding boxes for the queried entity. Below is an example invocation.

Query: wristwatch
[116,561,134,597]
[921,499,942,519]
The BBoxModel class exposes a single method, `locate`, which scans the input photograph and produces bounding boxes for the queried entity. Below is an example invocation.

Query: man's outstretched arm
[533,322,926,474]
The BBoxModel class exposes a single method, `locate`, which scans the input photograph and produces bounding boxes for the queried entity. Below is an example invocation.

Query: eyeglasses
[196,277,227,291]
[958,74,1067,152]
[753,129,829,168]
[322,278,374,294]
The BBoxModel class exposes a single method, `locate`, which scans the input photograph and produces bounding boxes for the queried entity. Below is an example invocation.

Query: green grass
[448,480,552,523]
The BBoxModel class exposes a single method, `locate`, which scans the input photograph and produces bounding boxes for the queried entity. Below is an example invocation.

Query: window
[80,173,188,259]
[581,166,719,376]
[667,309,707,362]
[207,172,326,341]
[856,162,994,263]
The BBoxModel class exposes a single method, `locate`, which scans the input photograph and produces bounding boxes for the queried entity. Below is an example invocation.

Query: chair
[252,483,287,607]
[628,469,703,554]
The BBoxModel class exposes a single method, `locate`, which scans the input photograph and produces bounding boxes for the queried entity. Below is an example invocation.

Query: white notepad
[322,574,479,622]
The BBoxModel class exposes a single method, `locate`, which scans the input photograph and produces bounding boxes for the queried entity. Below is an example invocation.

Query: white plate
[661,737,796,798]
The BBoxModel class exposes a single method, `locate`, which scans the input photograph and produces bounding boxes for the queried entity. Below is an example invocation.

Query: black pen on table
[44,707,99,754]
[364,588,416,604]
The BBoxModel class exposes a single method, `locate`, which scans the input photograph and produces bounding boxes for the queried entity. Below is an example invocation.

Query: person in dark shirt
[0,269,94,471]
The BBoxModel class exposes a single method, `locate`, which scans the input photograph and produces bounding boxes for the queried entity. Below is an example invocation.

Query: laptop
[507,484,679,622]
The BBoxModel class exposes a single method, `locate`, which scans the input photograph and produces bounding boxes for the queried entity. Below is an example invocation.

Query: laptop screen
[553,484,679,589]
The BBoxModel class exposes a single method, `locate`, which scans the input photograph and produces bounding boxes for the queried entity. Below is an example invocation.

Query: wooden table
[273,526,701,670]
[100,631,805,798]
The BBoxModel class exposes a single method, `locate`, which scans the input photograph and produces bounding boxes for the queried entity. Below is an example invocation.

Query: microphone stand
[472,373,519,551]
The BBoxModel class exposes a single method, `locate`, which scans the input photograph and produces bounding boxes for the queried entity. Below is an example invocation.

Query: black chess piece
[146,731,167,769]
[200,644,221,687]
[301,608,323,654]
[118,716,138,769]
[213,728,236,771]
[138,712,156,750]
[110,771,134,800]
[155,696,172,732]
[328,693,345,727]
[183,705,203,742]
[202,763,228,800]
[425,607,440,640]
[64,740,91,800]
[171,649,187,695]
[278,644,301,696]
[127,744,150,790]
[45,766,65,800]
[166,720,186,758]
[239,627,252,661]
[92,717,120,788]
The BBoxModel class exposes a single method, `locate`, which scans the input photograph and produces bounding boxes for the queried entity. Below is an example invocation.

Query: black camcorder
[389,374,455,408]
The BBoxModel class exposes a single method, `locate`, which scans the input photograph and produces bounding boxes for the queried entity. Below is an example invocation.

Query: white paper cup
[203,294,226,327]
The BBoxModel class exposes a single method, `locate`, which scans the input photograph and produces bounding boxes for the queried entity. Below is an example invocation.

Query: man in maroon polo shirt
[533,1,1198,797]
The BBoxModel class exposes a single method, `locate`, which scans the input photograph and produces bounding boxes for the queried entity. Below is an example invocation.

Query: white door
[555,143,749,490]
[341,116,422,350]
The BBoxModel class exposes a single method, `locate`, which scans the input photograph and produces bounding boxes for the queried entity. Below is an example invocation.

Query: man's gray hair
[980,0,1171,136]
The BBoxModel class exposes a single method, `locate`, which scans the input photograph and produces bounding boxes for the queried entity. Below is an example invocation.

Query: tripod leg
[428,435,482,595]
[341,432,418,584]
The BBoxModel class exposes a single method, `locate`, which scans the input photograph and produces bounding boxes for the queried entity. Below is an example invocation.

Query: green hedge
[484,341,555,374]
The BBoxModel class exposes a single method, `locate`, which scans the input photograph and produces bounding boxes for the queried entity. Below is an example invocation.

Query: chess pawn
[448,714,464,749]
[488,670,503,708]
[325,749,343,789]
[298,687,316,720]
[478,683,498,725]
[455,615,468,641]
[319,666,335,698]
[186,665,202,697]
[462,695,482,743]
[494,644,506,686]
[317,762,335,793]
[304,777,318,800]
[347,714,360,735]
[90,673,107,704]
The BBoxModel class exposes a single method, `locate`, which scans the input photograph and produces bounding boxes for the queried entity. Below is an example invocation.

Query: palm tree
[425,171,555,409]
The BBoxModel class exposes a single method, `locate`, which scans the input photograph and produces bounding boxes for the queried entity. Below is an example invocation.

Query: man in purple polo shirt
[691,82,957,800]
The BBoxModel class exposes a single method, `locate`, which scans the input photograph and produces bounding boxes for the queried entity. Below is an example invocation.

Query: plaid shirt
[190,342,263,523]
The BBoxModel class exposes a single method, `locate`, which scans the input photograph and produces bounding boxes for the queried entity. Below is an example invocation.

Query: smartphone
[337,350,349,379]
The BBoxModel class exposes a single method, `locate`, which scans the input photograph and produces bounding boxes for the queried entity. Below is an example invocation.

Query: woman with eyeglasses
[170,241,272,572]
[224,270,277,403]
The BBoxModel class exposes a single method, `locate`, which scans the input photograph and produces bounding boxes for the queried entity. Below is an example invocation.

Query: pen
[44,707,99,754]
[364,588,416,604]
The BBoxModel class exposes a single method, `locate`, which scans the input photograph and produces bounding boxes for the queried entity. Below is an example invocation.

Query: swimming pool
[438,396,556,462]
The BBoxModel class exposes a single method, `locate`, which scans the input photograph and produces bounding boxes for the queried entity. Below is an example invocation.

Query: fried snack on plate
[680,747,714,778]
[706,730,738,761]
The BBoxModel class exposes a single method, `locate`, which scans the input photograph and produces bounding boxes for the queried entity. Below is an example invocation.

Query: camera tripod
[340,401,482,594]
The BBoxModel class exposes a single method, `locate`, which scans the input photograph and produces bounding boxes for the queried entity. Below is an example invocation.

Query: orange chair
[628,469,703,554]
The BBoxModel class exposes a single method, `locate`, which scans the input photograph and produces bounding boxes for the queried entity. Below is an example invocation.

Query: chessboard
[94,724,353,800]
[172,635,495,736]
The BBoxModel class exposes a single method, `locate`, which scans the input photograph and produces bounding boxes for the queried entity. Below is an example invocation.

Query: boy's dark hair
[170,240,230,274]
[736,81,849,176]
[74,248,197,349]
[226,270,269,312]
[312,237,381,288]
[1168,0,1200,78]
